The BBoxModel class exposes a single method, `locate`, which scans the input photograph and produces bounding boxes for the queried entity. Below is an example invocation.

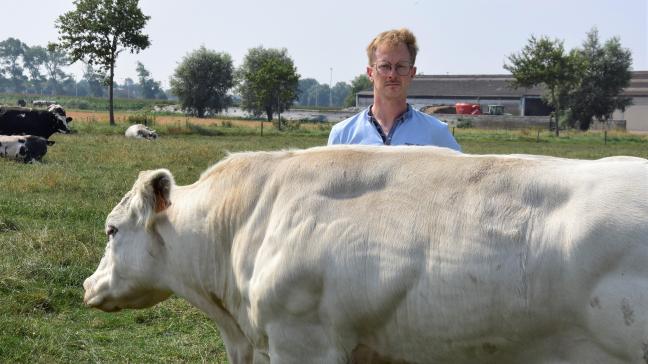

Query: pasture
[1,119,647,362]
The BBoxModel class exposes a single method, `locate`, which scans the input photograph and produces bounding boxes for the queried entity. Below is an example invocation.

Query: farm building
[356,71,648,132]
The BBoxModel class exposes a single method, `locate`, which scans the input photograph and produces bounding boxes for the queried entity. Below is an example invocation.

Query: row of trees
[4,0,374,126]
[0,37,166,100]
[505,28,632,133]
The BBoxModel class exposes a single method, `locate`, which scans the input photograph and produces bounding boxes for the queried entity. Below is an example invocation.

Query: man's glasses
[373,62,412,76]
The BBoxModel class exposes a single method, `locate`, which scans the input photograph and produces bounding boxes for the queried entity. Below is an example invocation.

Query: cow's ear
[130,169,175,229]
[66,117,72,122]
[47,140,55,146]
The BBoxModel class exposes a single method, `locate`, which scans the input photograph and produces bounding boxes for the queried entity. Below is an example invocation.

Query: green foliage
[237,46,300,123]
[567,28,633,130]
[126,113,155,126]
[504,35,581,136]
[0,37,28,92]
[54,0,151,125]
[169,46,234,118]
[296,79,351,108]
[136,61,165,100]
[344,74,372,107]
[456,117,473,128]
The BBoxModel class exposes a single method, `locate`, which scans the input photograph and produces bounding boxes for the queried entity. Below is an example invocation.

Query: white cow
[125,124,158,140]
[84,145,648,364]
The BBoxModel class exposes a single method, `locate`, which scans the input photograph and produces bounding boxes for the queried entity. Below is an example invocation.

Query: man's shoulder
[331,108,368,131]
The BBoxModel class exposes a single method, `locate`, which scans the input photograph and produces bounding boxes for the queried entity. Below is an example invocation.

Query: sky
[2,0,647,88]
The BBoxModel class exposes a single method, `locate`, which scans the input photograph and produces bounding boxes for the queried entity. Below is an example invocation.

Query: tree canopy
[136,61,165,99]
[0,38,28,93]
[567,28,633,130]
[505,30,632,133]
[237,46,300,124]
[54,0,150,125]
[169,46,234,117]
[344,74,372,107]
[504,35,580,136]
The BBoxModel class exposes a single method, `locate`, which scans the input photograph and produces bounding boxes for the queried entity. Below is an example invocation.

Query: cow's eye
[106,225,118,237]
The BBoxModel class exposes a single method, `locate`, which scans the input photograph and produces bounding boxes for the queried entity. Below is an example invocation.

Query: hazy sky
[2,0,647,87]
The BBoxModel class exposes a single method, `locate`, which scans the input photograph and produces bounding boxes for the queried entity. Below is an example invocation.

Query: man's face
[367,43,417,102]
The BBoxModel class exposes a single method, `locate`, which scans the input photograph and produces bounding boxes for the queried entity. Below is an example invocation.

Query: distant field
[1,121,647,362]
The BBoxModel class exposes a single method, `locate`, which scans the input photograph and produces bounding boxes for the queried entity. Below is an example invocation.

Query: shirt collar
[367,103,412,123]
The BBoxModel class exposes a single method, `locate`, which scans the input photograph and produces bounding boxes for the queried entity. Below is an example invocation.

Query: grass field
[1,118,647,363]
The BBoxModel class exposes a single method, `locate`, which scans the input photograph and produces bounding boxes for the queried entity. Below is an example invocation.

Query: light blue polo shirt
[327,105,461,151]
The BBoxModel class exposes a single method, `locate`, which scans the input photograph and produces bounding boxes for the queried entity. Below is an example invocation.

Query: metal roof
[358,71,648,98]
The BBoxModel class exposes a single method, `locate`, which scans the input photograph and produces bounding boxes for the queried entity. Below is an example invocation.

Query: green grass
[0,124,646,362]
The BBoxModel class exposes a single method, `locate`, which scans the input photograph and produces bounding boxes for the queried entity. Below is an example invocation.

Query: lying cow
[84,146,648,363]
[125,124,158,140]
[0,135,55,163]
[0,105,72,138]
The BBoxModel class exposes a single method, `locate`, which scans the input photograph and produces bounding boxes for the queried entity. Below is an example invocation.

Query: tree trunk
[552,89,559,137]
[109,62,115,126]
[265,107,273,122]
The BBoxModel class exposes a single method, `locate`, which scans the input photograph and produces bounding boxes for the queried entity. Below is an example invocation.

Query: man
[328,28,461,151]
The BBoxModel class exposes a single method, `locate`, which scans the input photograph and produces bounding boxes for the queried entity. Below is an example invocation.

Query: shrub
[456,117,473,128]
[127,113,155,126]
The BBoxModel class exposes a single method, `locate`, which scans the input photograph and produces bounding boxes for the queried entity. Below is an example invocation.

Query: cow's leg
[266,321,350,364]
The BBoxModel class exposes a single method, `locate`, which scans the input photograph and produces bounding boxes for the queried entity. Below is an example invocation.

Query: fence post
[604,130,607,145]
[452,127,455,136]
[536,129,540,143]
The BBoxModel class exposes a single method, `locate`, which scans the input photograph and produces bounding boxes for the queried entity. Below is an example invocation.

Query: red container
[455,103,481,115]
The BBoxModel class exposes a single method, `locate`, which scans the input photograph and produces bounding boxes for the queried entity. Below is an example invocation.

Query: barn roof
[357,71,648,98]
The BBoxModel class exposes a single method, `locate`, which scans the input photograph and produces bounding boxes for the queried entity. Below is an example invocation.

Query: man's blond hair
[366,28,418,65]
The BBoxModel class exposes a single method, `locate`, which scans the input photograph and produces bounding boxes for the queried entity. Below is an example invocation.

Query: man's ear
[366,66,373,81]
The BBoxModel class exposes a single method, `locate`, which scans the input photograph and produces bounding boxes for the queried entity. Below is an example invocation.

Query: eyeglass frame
[371,61,414,76]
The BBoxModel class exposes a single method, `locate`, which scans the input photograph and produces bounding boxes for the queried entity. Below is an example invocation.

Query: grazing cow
[84,146,648,364]
[0,105,72,138]
[125,124,158,140]
[0,135,55,163]
[17,99,26,107]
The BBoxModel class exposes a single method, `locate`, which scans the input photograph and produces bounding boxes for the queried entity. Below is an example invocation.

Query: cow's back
[0,106,56,138]
[208,146,648,363]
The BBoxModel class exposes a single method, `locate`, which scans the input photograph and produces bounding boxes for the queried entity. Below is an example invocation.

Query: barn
[356,71,648,132]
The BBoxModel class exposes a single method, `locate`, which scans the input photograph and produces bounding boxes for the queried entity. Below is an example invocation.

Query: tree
[43,45,71,96]
[504,36,581,136]
[136,61,164,99]
[0,37,28,93]
[567,28,632,130]
[23,45,48,94]
[169,46,234,117]
[332,81,351,107]
[238,46,300,125]
[297,78,319,106]
[54,0,150,125]
[83,63,107,97]
[344,74,372,107]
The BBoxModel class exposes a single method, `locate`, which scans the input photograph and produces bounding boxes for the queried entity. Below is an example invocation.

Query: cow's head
[83,169,175,312]
[47,104,72,134]
[137,127,158,140]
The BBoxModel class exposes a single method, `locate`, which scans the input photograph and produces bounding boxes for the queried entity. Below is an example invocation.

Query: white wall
[613,96,648,132]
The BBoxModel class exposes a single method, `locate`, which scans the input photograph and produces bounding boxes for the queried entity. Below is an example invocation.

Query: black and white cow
[0,135,55,163]
[0,104,72,138]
